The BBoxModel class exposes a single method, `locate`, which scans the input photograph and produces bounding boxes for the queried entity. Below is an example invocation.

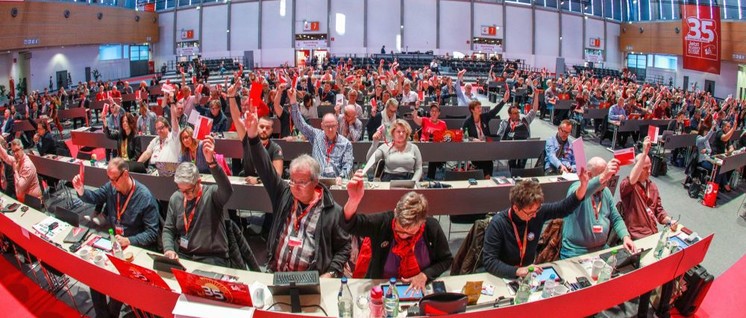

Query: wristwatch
[328,270,339,278]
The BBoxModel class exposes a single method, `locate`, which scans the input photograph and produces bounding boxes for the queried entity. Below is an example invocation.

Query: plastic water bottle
[463,128,470,142]
[383,278,399,317]
[109,228,123,259]
[541,274,557,298]
[514,266,535,304]
[338,277,354,318]
[369,286,384,318]
[654,225,671,259]
[598,249,618,283]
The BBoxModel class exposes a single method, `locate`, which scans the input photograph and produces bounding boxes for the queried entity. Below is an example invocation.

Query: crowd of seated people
[1,54,746,318]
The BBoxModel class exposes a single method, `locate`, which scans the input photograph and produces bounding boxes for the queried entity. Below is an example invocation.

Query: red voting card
[195,84,204,96]
[192,116,213,141]
[371,98,377,109]
[79,161,85,184]
[292,75,299,89]
[192,76,197,85]
[107,255,170,290]
[249,82,263,106]
[171,269,252,306]
[418,90,424,101]
[614,147,636,166]
[135,90,141,100]
[648,125,660,143]
[345,75,355,83]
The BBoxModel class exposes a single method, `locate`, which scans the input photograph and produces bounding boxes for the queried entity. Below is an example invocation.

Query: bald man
[560,157,635,259]
[338,105,362,142]
[620,137,677,240]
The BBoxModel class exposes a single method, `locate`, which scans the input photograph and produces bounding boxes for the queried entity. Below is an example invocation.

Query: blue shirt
[544,135,576,172]
[291,103,354,178]
[79,179,160,248]
[608,105,627,122]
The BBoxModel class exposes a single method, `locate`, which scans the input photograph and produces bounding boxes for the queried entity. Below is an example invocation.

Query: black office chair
[443,170,485,240]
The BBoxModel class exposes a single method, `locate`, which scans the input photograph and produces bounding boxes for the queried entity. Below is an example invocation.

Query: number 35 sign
[172,269,253,306]
[681,4,721,74]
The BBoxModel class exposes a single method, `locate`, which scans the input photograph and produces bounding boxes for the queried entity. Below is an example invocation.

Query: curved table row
[0,192,712,317]
[70,129,542,162]
[31,154,564,214]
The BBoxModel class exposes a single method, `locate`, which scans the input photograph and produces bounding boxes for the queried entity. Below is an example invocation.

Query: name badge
[324,164,335,175]
[645,207,654,218]
[592,225,604,234]
[288,236,303,248]
[179,237,189,249]
[507,132,515,139]
[115,224,124,236]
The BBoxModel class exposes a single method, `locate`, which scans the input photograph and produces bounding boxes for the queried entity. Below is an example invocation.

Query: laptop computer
[600,248,652,272]
[390,180,416,189]
[127,160,148,174]
[24,195,43,211]
[55,206,91,243]
[317,177,338,188]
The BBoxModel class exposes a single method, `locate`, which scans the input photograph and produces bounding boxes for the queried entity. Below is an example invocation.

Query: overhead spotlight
[64,9,70,18]
[10,7,18,17]
[639,27,644,33]
[675,27,680,34]
[97,12,103,20]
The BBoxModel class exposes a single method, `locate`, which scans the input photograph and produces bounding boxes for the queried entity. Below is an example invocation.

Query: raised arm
[203,136,233,205]
[629,137,651,185]
[454,69,468,106]
[273,85,286,117]
[227,78,247,139]
[289,89,319,141]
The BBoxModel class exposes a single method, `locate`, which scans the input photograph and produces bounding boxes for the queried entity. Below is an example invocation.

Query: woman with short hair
[364,119,422,181]
[342,173,452,294]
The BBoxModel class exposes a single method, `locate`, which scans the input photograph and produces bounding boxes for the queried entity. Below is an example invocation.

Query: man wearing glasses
[496,90,540,169]
[544,119,577,175]
[71,157,159,318]
[246,94,350,278]
[482,169,597,279]
[162,136,233,266]
[291,88,353,181]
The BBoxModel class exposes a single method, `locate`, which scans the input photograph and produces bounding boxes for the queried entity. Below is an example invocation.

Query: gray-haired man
[162,135,233,266]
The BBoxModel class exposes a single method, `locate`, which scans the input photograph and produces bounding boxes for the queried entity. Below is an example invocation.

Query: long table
[0,192,713,318]
[30,154,565,214]
[72,131,546,163]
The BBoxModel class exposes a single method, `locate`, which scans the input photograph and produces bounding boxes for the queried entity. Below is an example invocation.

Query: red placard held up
[613,147,636,166]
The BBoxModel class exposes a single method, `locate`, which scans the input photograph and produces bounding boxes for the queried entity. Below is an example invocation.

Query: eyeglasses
[108,172,125,183]
[517,206,540,218]
[393,220,421,238]
[289,179,314,188]
[559,128,573,135]
[322,124,338,130]
[155,125,167,131]
[178,183,198,195]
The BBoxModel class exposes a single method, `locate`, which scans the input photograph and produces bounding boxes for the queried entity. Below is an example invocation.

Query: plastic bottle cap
[528,266,534,272]
[341,277,348,283]
[611,249,618,255]
[371,286,383,299]
[549,274,556,279]
[389,277,397,283]
[108,228,114,235]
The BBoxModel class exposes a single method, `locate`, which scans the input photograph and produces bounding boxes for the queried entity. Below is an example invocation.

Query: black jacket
[249,136,351,275]
[36,132,56,156]
[104,126,141,160]
[462,101,506,138]
[340,211,452,280]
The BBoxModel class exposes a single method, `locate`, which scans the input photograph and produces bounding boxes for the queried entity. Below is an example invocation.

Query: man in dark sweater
[245,88,350,278]
[162,135,233,266]
[482,169,599,279]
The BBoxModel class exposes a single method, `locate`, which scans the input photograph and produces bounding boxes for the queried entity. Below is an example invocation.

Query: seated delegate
[364,119,423,181]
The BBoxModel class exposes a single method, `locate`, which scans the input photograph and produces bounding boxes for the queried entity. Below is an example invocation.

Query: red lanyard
[510,120,519,132]
[589,193,602,221]
[182,189,203,234]
[475,121,484,139]
[508,209,528,266]
[325,138,336,163]
[116,179,136,222]
[292,187,322,233]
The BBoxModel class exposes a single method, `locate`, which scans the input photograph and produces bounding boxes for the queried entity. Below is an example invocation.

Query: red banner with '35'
[681,4,721,74]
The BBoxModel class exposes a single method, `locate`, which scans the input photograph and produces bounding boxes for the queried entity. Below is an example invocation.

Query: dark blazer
[462,100,506,138]
[36,131,56,156]
[340,211,453,280]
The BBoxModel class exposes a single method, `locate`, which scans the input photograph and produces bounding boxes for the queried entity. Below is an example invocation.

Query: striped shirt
[291,103,354,178]
[273,200,322,272]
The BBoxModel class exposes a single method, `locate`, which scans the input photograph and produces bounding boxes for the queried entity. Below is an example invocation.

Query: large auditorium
[0,0,744,317]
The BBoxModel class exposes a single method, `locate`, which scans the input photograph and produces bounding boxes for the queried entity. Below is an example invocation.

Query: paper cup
[78,249,90,260]
[553,285,569,296]
[93,254,106,267]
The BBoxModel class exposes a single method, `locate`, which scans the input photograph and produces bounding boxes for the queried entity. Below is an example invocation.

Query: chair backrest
[444,169,484,181]
[510,167,545,178]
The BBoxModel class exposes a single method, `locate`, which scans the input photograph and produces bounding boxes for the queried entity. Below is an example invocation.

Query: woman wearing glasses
[365,119,422,181]
[342,171,452,295]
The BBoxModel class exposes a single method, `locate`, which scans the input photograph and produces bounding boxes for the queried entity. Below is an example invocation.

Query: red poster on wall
[681,4,721,74]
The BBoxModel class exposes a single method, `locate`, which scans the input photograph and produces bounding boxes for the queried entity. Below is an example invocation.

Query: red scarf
[391,219,425,278]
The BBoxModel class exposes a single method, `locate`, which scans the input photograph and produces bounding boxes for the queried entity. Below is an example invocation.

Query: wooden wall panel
[0,2,159,51]
[619,21,746,63]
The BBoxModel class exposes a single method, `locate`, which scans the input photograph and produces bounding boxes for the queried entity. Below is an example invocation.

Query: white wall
[533,9,558,70]
[154,11,174,69]
[403,0,437,53]
[330,0,365,55]
[561,14,584,66]
[439,0,471,55]
[201,5,229,58]
[504,5,533,64]
[368,0,401,54]
[473,2,503,40]
[0,53,12,99]
[230,2,260,55]
[605,22,621,69]
[176,8,200,44]
[28,46,130,91]
[296,0,327,36]
[678,60,739,98]
[261,0,294,67]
